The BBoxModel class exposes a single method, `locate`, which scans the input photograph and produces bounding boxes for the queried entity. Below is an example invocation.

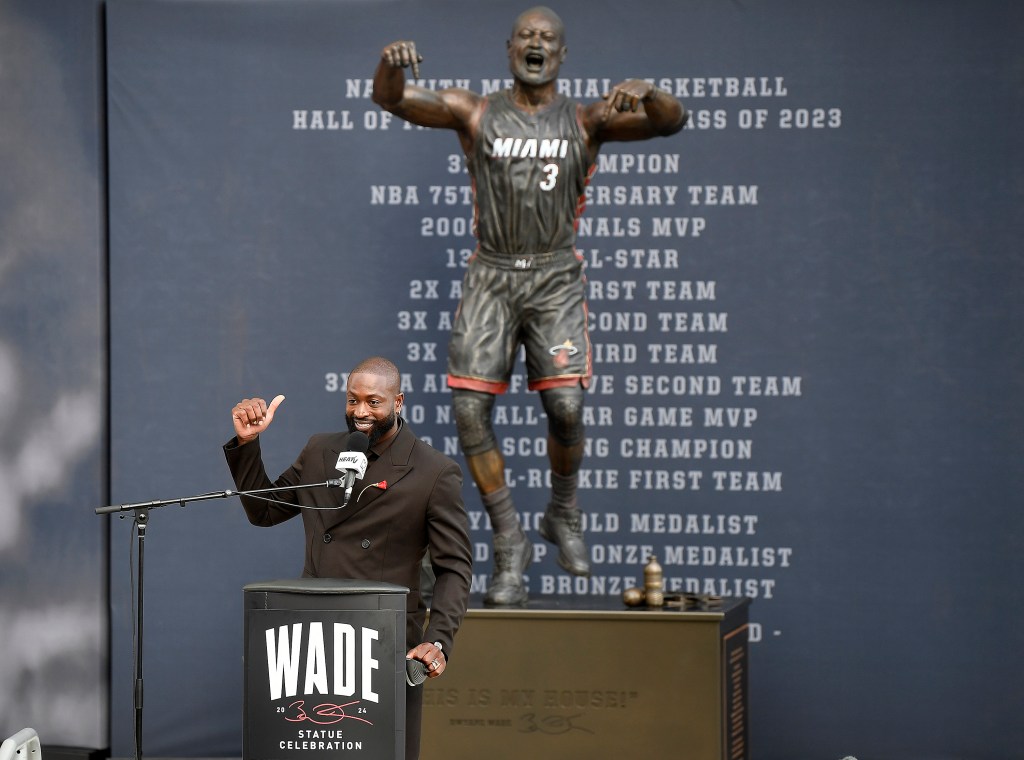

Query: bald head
[349,356,401,393]
[512,6,565,41]
[507,6,568,87]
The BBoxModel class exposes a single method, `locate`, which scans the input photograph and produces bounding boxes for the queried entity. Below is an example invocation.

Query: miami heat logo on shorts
[548,339,579,369]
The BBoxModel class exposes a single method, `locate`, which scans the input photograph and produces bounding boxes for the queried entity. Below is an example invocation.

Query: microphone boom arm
[94,480,341,515]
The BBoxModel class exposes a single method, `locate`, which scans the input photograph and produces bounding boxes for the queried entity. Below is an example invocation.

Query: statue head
[507,6,567,87]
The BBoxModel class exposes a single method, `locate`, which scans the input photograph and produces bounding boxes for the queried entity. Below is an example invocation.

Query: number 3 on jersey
[539,163,559,191]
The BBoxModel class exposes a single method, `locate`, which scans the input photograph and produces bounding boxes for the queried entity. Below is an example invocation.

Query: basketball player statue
[373,6,687,605]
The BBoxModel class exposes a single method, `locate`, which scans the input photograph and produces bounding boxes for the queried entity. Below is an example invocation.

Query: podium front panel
[243,580,408,760]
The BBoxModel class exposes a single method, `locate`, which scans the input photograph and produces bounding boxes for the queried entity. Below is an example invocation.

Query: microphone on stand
[333,431,370,506]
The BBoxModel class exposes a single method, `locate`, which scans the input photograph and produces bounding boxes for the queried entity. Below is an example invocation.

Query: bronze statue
[373,6,687,605]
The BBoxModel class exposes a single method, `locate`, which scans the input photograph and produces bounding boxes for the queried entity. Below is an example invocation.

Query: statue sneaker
[484,529,532,606]
[539,506,590,577]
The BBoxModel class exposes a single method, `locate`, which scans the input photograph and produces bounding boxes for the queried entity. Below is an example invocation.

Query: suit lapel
[322,423,415,532]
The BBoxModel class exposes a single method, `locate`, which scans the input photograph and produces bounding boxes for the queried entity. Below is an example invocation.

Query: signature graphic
[282,700,373,726]
[518,713,593,736]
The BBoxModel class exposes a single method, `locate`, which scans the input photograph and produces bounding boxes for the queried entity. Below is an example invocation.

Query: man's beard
[346,409,398,445]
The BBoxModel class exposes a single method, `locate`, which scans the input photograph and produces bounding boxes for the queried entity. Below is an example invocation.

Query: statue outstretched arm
[583,79,688,143]
[372,40,481,132]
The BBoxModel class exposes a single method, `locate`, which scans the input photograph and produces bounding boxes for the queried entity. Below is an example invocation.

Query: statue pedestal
[421,595,750,760]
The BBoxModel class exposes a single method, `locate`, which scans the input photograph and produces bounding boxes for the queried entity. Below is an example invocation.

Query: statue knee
[452,389,498,456]
[540,386,585,447]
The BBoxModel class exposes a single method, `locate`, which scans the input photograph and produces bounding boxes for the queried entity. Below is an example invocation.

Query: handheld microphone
[405,658,429,686]
[334,431,369,506]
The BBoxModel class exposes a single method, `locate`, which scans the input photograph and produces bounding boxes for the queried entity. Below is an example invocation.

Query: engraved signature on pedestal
[518,713,594,735]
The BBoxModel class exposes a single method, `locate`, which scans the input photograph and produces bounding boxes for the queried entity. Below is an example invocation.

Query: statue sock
[482,486,520,536]
[549,472,578,513]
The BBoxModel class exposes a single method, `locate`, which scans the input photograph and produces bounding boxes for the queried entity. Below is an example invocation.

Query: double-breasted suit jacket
[224,420,473,655]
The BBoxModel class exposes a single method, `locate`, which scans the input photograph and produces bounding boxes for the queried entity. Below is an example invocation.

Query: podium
[243,579,409,760]
[421,595,750,760]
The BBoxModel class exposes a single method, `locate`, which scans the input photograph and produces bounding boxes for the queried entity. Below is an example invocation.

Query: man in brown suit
[224,356,472,760]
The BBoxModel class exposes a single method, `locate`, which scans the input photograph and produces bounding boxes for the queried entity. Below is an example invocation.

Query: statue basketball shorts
[447,248,592,394]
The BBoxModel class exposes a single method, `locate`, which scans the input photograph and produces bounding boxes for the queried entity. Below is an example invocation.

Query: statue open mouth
[525,52,545,70]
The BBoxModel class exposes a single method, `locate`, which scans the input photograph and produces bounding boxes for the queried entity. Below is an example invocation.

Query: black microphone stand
[95,480,339,760]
